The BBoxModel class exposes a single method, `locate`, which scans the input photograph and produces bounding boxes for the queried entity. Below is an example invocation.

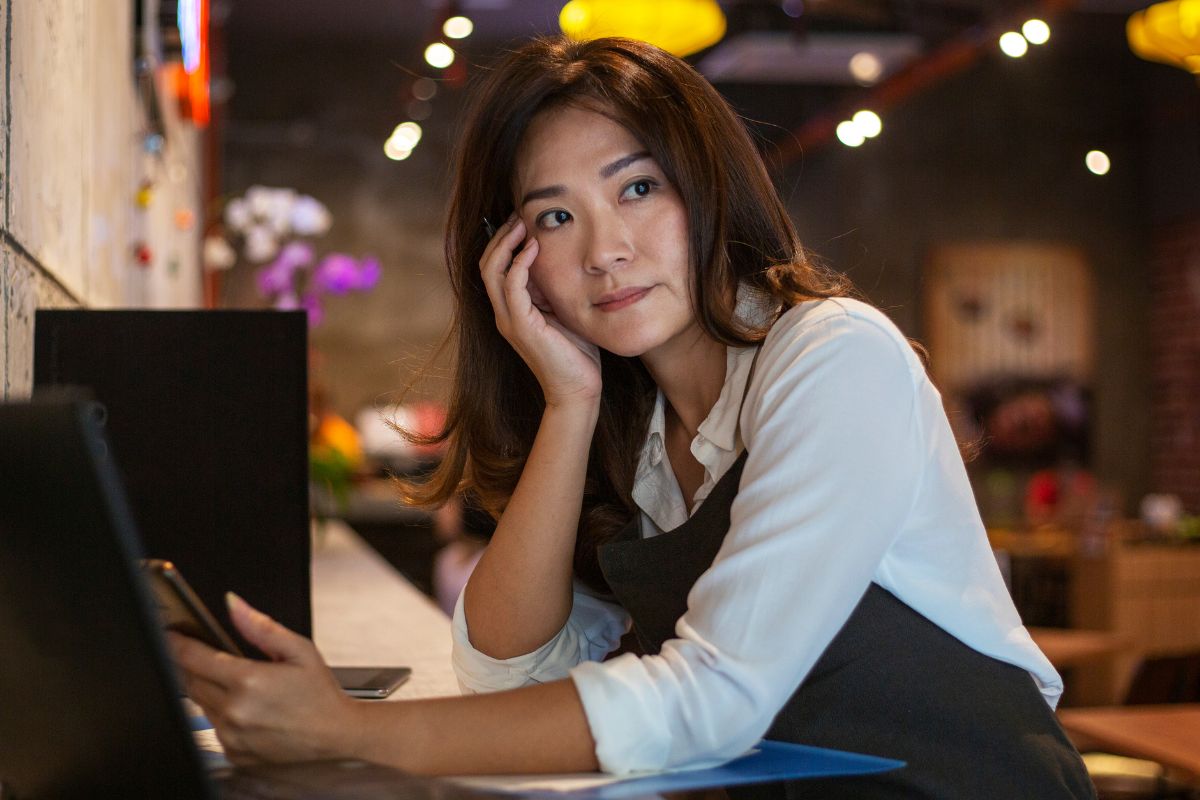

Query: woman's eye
[538,209,572,229]
[622,179,656,200]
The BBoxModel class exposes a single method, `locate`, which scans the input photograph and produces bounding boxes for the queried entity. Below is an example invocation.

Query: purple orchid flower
[355,257,382,291]
[301,292,325,327]
[313,253,361,295]
[256,241,315,297]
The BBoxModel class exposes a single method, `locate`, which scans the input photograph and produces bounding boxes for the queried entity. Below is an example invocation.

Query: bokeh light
[424,42,455,69]
[999,32,1028,58]
[1022,19,1050,45]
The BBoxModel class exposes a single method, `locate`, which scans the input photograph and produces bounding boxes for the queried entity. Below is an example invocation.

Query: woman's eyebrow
[520,151,653,208]
[599,150,651,179]
[521,185,565,207]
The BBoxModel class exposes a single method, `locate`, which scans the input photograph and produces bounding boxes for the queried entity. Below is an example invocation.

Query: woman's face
[512,105,699,360]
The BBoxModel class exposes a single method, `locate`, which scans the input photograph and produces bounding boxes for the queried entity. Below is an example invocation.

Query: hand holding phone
[141,558,244,656]
[140,559,411,699]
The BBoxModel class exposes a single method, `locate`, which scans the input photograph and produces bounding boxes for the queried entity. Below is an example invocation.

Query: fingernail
[226,591,244,612]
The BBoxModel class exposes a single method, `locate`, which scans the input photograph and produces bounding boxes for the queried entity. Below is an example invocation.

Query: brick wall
[1149,216,1200,512]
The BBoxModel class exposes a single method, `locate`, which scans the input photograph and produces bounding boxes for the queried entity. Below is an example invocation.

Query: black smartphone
[141,558,244,656]
[330,667,412,699]
[140,559,412,699]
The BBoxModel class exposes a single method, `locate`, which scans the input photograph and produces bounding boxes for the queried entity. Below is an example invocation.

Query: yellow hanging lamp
[559,0,727,58]
[1127,0,1200,75]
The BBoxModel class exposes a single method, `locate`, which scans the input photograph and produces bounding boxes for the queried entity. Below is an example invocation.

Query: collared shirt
[450,297,1062,775]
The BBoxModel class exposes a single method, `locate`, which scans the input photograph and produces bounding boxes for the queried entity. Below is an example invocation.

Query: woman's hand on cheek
[480,214,601,409]
[166,593,362,765]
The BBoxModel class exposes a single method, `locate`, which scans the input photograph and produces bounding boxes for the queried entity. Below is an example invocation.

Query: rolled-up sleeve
[452,579,630,694]
[570,303,928,774]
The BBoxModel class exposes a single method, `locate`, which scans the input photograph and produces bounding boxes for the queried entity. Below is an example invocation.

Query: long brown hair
[398,35,854,590]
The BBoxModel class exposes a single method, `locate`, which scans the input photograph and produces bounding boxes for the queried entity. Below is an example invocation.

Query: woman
[172,35,1095,797]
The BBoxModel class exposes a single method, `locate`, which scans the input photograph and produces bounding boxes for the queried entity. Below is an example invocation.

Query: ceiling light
[559,0,726,58]
[1086,150,1111,176]
[1127,0,1200,75]
[443,16,474,39]
[424,42,455,69]
[999,31,1028,58]
[836,120,865,147]
[384,139,413,161]
[412,78,437,101]
[1022,19,1051,45]
[852,110,882,138]
[391,122,422,148]
[848,51,883,84]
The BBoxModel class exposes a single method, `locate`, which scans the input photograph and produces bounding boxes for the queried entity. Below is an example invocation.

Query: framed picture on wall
[923,243,1097,528]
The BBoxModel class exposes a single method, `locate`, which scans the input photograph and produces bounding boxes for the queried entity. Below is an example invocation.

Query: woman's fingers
[167,630,248,690]
[502,238,540,314]
[477,212,521,272]
[183,674,230,712]
[479,214,525,284]
[226,592,314,666]
[479,217,528,326]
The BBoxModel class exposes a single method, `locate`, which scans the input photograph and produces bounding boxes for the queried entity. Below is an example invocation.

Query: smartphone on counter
[330,667,412,699]
[140,559,411,699]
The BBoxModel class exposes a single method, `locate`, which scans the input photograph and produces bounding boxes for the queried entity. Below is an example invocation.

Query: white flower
[224,198,251,232]
[203,235,237,270]
[265,188,298,235]
[244,224,279,263]
[290,195,332,236]
[245,185,275,219]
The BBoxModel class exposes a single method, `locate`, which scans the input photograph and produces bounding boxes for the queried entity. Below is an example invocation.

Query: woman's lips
[595,286,652,312]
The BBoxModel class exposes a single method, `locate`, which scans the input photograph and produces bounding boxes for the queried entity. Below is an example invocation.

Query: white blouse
[450,297,1062,775]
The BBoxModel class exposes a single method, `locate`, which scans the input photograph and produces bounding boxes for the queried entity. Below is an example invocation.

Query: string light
[852,110,882,138]
[385,139,413,161]
[999,31,1029,57]
[391,122,422,148]
[443,16,473,39]
[412,77,437,101]
[849,52,883,84]
[1022,19,1051,45]
[1086,150,1111,175]
[836,121,865,147]
[424,42,455,69]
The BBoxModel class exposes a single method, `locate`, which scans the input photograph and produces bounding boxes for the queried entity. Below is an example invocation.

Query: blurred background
[2,0,1199,737]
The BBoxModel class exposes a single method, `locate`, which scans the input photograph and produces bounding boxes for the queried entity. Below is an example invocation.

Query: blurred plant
[1179,515,1200,541]
[206,185,380,326]
[310,411,364,513]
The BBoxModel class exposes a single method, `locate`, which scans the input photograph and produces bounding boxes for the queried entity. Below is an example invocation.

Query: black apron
[597,452,1096,799]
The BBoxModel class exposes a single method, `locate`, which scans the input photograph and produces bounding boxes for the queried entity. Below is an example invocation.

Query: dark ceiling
[224,0,1148,43]
[219,0,1158,166]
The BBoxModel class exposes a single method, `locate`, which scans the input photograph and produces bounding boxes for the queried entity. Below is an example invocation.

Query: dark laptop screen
[0,400,213,798]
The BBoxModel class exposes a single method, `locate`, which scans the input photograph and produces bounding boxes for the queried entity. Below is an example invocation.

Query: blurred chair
[1123,651,1200,706]
[1081,649,1200,800]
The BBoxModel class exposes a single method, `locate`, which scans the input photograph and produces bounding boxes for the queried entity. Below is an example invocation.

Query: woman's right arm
[461,214,610,662]
[462,400,599,659]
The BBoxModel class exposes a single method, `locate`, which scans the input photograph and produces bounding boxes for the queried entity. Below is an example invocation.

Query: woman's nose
[584,212,634,274]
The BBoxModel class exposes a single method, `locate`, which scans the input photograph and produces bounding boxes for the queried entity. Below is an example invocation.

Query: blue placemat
[527,740,904,798]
